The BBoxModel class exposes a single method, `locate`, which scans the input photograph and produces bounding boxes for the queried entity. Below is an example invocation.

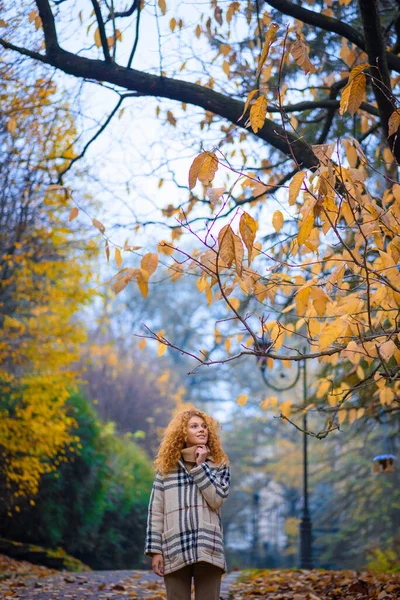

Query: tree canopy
[1,0,400,435]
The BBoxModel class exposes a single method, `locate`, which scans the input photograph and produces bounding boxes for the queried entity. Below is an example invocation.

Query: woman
[144,408,230,600]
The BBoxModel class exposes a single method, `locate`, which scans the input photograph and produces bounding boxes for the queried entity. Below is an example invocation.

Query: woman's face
[185,415,209,447]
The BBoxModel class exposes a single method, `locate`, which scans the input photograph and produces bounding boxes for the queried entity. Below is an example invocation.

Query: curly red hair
[154,408,229,475]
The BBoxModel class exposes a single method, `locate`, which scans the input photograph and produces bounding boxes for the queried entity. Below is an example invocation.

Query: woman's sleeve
[144,472,164,556]
[190,462,230,510]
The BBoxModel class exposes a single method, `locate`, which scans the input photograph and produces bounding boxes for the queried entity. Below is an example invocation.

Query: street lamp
[252,491,260,568]
[255,342,313,569]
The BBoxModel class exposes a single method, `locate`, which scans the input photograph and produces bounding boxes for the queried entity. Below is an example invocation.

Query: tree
[2,0,400,436]
[80,330,186,457]
[0,57,97,507]
[0,392,154,569]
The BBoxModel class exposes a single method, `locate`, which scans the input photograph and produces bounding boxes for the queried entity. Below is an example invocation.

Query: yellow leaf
[341,340,360,364]
[94,27,102,48]
[137,268,149,298]
[92,218,106,234]
[339,65,368,116]
[348,408,358,424]
[356,407,365,420]
[198,152,218,186]
[189,152,207,190]
[297,212,314,246]
[115,248,123,268]
[139,338,146,350]
[348,62,370,82]
[205,285,213,305]
[338,410,347,425]
[345,143,358,168]
[290,38,316,74]
[289,171,306,206]
[250,95,267,133]
[295,287,310,317]
[379,339,396,361]
[316,378,331,399]
[141,252,158,275]
[239,89,259,120]
[197,277,208,293]
[195,24,201,38]
[224,338,231,354]
[279,400,292,418]
[236,393,248,406]
[309,286,328,317]
[239,212,257,265]
[319,320,346,351]
[256,22,279,78]
[158,0,167,15]
[356,365,364,380]
[260,397,274,410]
[158,342,167,356]
[272,210,284,233]
[170,17,177,32]
[68,207,79,222]
[189,152,217,189]
[214,328,222,344]
[229,297,240,311]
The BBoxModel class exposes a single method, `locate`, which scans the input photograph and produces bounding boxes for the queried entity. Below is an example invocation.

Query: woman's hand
[195,444,209,466]
[151,553,165,577]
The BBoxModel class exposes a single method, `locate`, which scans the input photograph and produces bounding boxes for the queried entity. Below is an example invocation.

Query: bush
[0,392,154,569]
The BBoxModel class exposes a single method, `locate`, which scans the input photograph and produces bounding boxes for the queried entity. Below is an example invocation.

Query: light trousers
[163,561,223,600]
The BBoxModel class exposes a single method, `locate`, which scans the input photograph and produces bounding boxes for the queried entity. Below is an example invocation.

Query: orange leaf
[290,38,316,74]
[68,207,79,222]
[218,224,244,277]
[388,110,400,137]
[272,210,284,233]
[92,218,105,233]
[141,253,159,275]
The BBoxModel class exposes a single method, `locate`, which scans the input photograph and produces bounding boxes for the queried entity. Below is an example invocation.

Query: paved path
[1,568,243,599]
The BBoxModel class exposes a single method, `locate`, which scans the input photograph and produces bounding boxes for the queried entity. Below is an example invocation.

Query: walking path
[0,568,243,599]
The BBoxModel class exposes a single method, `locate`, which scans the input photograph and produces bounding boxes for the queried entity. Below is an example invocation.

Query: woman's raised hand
[151,553,165,577]
[195,445,208,465]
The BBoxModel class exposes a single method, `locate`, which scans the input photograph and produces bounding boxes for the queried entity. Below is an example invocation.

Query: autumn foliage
[1,1,400,437]
[0,65,97,505]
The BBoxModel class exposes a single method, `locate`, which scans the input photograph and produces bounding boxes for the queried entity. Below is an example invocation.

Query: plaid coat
[144,456,230,575]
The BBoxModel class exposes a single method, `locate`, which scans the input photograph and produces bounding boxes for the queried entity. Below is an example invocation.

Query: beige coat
[144,455,230,575]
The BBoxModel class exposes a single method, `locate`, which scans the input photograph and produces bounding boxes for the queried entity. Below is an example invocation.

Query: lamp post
[256,345,313,569]
[252,491,260,567]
